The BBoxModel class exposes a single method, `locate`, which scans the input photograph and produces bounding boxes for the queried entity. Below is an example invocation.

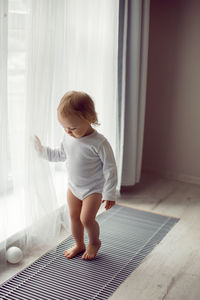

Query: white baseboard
[143,168,200,186]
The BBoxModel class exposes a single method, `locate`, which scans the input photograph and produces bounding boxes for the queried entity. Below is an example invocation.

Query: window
[1,0,118,243]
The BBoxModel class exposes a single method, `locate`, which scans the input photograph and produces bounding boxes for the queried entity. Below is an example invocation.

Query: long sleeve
[98,140,118,201]
[42,142,66,162]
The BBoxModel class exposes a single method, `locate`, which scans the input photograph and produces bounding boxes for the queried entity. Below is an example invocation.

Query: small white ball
[6,246,23,264]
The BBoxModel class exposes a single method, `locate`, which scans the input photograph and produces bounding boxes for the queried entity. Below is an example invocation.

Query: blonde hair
[57,91,99,125]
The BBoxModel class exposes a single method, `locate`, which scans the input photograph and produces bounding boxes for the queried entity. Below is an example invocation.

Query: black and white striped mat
[0,205,179,300]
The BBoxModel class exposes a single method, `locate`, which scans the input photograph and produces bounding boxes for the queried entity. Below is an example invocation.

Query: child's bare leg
[64,189,85,259]
[80,193,102,260]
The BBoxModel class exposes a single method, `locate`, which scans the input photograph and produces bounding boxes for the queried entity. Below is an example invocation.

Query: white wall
[142,0,200,184]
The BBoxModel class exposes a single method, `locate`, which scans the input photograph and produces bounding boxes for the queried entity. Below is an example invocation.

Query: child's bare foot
[82,240,101,260]
[64,244,86,259]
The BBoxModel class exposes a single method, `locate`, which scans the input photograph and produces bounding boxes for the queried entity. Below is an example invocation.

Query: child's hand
[102,200,115,210]
[34,135,43,155]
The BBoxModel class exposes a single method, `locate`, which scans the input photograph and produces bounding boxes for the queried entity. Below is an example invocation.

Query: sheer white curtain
[24,0,68,254]
[63,0,118,148]
[0,1,8,195]
[0,0,9,265]
[0,0,119,268]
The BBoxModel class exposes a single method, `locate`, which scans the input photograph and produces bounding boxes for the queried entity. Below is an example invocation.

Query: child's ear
[82,113,92,124]
[87,113,95,124]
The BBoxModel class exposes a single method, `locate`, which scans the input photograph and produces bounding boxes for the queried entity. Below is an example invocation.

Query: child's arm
[34,135,66,162]
[98,139,118,209]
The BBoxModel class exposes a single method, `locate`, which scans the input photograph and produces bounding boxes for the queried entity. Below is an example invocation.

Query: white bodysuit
[42,130,117,201]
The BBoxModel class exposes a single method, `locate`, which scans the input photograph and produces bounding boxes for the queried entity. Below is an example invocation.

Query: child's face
[58,113,93,138]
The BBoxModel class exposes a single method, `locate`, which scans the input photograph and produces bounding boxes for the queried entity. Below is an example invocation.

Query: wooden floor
[111,174,200,300]
[1,174,200,299]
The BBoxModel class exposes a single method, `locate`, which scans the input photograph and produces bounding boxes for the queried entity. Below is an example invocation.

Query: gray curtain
[117,0,150,188]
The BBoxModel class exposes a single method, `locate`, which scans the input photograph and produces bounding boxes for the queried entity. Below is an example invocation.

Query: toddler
[34,91,117,260]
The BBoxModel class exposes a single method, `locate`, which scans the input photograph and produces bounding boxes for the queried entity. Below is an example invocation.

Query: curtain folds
[0,0,9,266]
[24,0,68,253]
[116,0,128,190]
[118,0,150,187]
[0,1,9,195]
[0,0,119,268]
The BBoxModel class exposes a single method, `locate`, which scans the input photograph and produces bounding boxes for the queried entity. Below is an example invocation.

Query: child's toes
[82,242,101,260]
[64,245,85,259]
[82,250,90,260]
[64,250,71,258]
